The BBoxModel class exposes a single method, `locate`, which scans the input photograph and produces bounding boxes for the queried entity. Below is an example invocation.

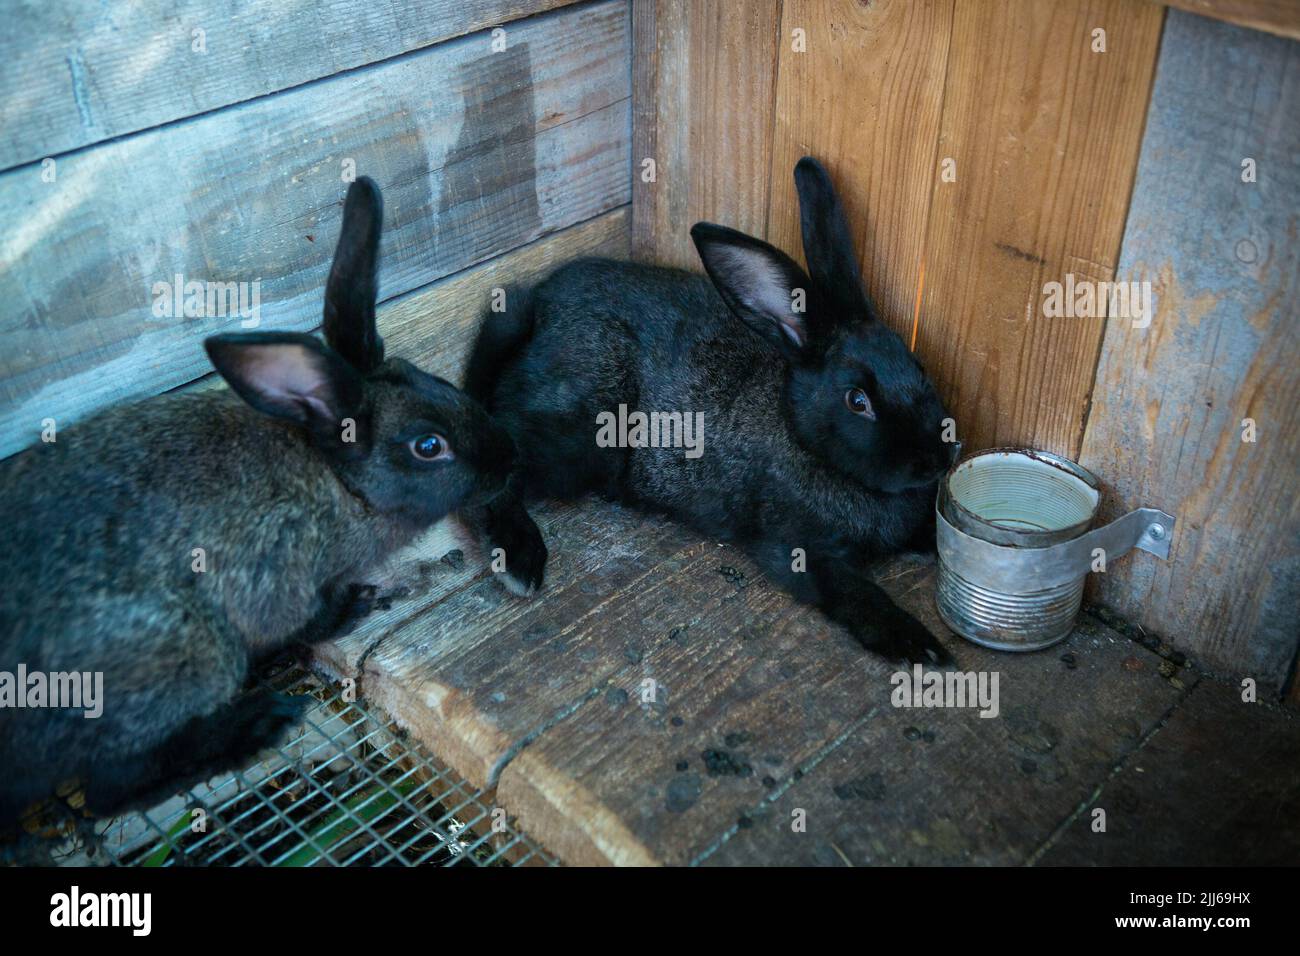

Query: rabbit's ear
[323,177,385,373]
[794,156,876,321]
[690,222,817,357]
[205,332,366,450]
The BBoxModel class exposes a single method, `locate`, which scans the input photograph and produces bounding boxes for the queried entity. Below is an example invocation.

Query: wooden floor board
[319,499,701,790]
[697,597,1189,866]
[316,498,1298,865]
[1036,678,1300,866]
[498,542,882,865]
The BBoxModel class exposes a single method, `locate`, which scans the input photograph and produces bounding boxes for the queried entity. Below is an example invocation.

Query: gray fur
[0,178,534,824]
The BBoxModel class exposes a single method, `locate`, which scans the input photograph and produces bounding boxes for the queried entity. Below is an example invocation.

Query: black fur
[467,157,958,665]
[0,178,539,826]
[323,176,385,372]
[461,286,549,594]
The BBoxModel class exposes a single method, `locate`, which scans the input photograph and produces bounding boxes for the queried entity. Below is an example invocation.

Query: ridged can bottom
[936,560,1084,652]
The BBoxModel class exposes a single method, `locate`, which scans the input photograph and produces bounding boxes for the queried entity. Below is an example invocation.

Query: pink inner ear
[245,345,335,419]
[716,245,808,346]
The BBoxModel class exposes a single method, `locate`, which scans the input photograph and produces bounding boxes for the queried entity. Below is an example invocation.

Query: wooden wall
[632,0,1299,699]
[635,0,1165,457]
[0,0,631,461]
[1079,10,1300,702]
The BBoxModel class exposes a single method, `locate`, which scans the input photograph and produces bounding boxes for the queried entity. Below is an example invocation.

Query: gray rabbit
[0,178,544,825]
[465,157,957,665]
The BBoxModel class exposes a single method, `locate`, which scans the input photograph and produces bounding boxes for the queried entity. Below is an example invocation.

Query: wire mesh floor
[20,657,557,867]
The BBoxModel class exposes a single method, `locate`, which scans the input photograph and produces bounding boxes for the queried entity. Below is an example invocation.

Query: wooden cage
[1,0,1297,866]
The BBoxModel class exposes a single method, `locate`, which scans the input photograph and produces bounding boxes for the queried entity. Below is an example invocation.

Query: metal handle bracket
[936,507,1177,596]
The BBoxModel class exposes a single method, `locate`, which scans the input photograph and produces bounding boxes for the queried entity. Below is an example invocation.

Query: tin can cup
[936,449,1176,652]
[936,448,1102,652]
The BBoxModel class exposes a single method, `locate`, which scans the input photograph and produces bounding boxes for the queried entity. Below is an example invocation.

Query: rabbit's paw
[494,514,548,597]
[237,691,310,751]
[337,582,380,632]
[863,616,955,669]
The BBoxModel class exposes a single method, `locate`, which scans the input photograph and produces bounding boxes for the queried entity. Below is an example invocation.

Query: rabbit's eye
[845,387,875,420]
[409,433,451,461]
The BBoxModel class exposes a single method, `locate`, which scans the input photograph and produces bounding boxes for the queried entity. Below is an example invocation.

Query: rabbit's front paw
[493,514,548,597]
[238,691,311,750]
[862,615,954,668]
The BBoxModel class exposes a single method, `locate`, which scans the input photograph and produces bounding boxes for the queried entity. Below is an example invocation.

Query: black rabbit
[0,177,544,826]
[465,157,957,665]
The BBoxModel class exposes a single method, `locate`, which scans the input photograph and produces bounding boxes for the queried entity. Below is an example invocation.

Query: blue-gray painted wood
[1079,9,1299,694]
[0,0,576,171]
[0,0,630,461]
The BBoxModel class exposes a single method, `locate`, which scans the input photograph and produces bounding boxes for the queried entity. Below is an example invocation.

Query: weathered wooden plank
[694,565,1189,866]
[380,205,630,381]
[0,0,631,461]
[1157,0,1300,40]
[633,0,783,268]
[918,0,1163,457]
[630,0,660,260]
[192,206,631,396]
[765,0,954,341]
[1037,679,1300,865]
[318,499,702,791]
[0,0,579,171]
[1077,10,1300,697]
[497,544,889,866]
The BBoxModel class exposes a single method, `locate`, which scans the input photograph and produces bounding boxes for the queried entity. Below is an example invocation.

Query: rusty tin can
[935,448,1176,652]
